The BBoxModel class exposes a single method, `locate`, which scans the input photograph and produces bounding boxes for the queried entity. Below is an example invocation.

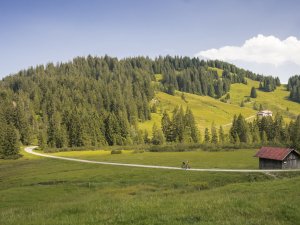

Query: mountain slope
[139,79,300,133]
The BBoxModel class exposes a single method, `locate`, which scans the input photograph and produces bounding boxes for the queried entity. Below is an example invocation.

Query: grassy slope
[139,78,300,134]
[50,149,258,169]
[1,149,299,225]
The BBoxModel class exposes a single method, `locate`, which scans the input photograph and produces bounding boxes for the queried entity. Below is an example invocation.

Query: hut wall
[283,152,300,169]
[259,158,282,169]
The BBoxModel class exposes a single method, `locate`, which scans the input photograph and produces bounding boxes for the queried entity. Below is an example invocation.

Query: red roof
[254,147,296,161]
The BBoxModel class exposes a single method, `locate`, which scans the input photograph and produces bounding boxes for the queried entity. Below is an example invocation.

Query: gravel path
[25,146,300,173]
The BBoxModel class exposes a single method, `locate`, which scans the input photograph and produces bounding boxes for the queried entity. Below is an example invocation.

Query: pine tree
[182,126,193,143]
[218,126,225,144]
[250,87,257,98]
[151,123,165,145]
[261,131,268,144]
[143,129,150,144]
[204,128,210,143]
[0,124,20,158]
[252,124,261,143]
[173,106,185,142]
[184,107,199,143]
[161,110,177,143]
[236,114,249,143]
[161,111,171,138]
[290,115,300,149]
[211,123,218,144]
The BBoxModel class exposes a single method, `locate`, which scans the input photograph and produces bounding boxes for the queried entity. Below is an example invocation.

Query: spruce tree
[151,123,165,145]
[252,124,261,143]
[290,115,300,149]
[250,87,257,98]
[204,128,210,143]
[0,124,20,158]
[218,126,225,144]
[184,107,199,143]
[261,131,268,144]
[211,123,218,144]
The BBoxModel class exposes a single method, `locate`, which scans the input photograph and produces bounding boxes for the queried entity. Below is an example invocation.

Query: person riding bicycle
[181,160,190,169]
[185,160,190,169]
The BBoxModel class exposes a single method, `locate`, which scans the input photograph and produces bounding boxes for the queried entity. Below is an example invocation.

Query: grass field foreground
[1,148,300,225]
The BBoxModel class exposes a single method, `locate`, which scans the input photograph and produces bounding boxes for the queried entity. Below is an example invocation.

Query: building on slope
[257,110,273,117]
[255,147,300,169]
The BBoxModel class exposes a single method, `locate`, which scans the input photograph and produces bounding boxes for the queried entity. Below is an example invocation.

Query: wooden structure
[257,110,273,117]
[255,147,300,169]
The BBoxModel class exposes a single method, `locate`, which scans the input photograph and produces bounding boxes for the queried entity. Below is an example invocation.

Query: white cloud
[196,34,300,66]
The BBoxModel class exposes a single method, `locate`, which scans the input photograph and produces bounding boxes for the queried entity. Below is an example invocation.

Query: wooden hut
[255,147,300,169]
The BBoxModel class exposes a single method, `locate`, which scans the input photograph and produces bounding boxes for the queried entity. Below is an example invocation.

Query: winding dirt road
[25,146,300,173]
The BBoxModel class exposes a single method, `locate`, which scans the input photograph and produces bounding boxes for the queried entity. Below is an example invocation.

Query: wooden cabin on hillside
[255,147,300,169]
[257,110,273,117]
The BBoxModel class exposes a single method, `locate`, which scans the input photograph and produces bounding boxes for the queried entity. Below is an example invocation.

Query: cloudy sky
[1,0,299,82]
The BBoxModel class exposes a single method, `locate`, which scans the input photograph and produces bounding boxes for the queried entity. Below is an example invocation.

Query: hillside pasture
[139,79,300,134]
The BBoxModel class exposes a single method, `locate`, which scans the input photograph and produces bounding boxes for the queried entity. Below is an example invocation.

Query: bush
[0,154,22,160]
[133,149,145,154]
[149,143,200,152]
[111,150,122,154]
[44,146,101,153]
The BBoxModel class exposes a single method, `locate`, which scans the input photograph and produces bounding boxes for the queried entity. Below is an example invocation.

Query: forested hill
[288,75,300,103]
[0,56,280,153]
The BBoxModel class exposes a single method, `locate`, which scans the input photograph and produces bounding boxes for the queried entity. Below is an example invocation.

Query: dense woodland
[0,55,297,158]
[206,60,281,92]
[258,76,281,92]
[288,75,300,103]
[228,114,300,150]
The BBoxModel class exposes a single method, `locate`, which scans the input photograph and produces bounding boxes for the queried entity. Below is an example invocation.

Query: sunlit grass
[0,150,299,225]
[50,149,259,169]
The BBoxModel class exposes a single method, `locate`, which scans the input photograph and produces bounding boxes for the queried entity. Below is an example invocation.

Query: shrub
[133,149,145,154]
[111,150,122,154]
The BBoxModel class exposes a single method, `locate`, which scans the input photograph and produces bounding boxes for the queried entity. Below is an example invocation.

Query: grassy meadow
[49,149,258,169]
[1,148,300,225]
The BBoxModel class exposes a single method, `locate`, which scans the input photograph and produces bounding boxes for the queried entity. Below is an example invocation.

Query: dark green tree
[211,123,218,144]
[151,123,165,145]
[250,87,257,98]
[204,128,210,143]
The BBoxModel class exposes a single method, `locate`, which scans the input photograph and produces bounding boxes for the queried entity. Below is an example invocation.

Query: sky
[0,0,300,82]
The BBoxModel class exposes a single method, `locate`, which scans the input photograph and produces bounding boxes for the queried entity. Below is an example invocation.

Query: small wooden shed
[255,147,300,169]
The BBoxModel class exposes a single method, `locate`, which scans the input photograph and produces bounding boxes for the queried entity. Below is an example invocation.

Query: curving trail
[25,146,300,173]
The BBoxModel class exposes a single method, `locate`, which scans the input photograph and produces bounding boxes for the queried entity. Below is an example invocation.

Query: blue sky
[1,0,300,82]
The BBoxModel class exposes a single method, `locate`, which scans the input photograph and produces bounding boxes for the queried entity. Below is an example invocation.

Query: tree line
[228,113,300,149]
[197,113,300,150]
[153,110,300,151]
[259,76,281,92]
[288,75,300,103]
[207,60,281,92]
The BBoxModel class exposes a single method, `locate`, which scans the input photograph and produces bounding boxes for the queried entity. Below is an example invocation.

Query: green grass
[49,149,258,169]
[154,74,163,82]
[1,148,300,225]
[207,67,223,77]
[139,79,300,133]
